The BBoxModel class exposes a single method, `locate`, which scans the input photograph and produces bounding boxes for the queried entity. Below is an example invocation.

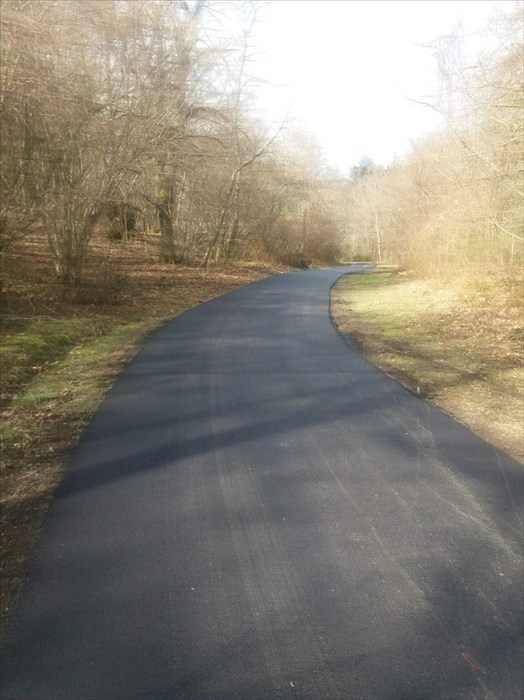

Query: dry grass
[0,231,284,635]
[331,270,523,463]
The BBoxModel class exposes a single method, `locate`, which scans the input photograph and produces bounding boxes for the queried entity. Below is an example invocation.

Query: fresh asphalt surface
[2,266,523,700]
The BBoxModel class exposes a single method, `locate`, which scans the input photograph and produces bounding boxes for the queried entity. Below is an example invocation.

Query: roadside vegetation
[332,270,523,463]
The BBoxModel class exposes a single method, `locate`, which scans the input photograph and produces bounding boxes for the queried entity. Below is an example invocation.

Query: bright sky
[249,0,506,173]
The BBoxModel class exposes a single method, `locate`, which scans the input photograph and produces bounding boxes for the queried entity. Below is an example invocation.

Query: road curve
[2,266,523,699]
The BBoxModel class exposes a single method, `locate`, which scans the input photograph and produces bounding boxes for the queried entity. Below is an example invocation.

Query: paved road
[2,266,523,699]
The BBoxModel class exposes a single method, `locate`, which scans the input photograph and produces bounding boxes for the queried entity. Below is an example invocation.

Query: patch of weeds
[348,272,395,287]
[0,424,21,443]
[380,322,405,337]
[0,318,113,404]
[9,320,159,415]
[14,387,60,406]
[64,321,156,367]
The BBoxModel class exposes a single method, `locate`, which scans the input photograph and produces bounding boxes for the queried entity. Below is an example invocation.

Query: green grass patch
[347,272,394,287]
[380,321,405,337]
[15,387,61,406]
[0,424,21,442]
[10,319,160,414]
[1,318,114,404]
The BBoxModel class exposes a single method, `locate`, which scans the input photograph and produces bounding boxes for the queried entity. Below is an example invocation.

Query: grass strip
[331,271,523,463]
[0,318,114,405]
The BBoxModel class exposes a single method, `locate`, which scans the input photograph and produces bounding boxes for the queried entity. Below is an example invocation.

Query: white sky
[248,0,508,173]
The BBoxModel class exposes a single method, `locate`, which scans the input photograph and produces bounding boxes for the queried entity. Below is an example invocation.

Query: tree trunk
[374,212,382,262]
[158,178,176,263]
[159,205,176,262]
[203,174,237,267]
[226,181,241,259]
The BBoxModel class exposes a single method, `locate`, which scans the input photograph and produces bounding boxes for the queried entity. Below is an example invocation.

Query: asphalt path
[2,266,523,700]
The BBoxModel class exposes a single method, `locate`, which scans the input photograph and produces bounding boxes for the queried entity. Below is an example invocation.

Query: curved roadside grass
[331,270,524,464]
[0,319,114,405]
[9,320,157,411]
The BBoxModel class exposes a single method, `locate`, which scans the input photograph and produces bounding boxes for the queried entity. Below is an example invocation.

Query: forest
[1,1,522,288]
[342,4,523,279]
[0,0,342,286]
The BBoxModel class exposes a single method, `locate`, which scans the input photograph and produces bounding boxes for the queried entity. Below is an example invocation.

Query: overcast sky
[248,0,506,173]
